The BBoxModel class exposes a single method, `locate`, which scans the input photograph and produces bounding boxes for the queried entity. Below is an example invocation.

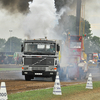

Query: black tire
[52,76,56,82]
[25,75,31,81]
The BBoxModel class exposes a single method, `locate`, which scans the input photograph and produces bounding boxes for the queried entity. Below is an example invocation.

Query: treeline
[84,36,100,53]
[0,15,100,53]
[0,37,22,52]
[56,15,100,53]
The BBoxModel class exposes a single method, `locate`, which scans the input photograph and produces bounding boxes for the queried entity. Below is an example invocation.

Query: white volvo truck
[21,38,60,81]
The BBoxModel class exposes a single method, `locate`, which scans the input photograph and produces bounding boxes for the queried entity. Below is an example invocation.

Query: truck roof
[24,39,56,44]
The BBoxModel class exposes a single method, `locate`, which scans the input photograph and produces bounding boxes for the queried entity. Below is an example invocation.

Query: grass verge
[0,68,21,71]
[8,81,100,100]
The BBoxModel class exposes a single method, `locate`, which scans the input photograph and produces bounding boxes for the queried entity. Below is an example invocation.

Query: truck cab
[21,39,60,81]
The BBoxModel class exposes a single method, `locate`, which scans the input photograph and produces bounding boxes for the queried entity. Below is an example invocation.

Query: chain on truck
[21,37,60,81]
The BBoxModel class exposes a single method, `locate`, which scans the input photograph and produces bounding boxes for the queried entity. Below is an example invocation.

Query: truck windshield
[24,43,55,55]
[70,42,81,48]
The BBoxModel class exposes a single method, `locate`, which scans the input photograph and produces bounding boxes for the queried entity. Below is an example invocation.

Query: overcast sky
[0,0,100,40]
[85,0,100,36]
[0,9,25,40]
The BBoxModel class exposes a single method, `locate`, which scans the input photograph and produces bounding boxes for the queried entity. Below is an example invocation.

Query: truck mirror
[57,44,60,52]
[21,44,24,52]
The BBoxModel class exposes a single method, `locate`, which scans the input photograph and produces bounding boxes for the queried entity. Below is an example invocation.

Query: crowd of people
[0,52,22,64]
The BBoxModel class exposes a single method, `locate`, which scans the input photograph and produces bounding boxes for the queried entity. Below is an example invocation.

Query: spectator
[50,46,54,52]
[17,54,19,65]
[28,45,36,52]
[31,45,36,51]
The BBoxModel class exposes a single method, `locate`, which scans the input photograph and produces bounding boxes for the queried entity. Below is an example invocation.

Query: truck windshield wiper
[35,51,55,55]
[24,51,55,55]
[45,52,55,55]
[24,52,33,55]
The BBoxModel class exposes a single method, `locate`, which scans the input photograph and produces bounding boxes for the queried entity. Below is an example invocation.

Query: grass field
[0,68,21,71]
[8,81,100,100]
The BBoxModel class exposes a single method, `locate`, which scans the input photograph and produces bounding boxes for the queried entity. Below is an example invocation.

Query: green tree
[90,36,100,53]
[56,15,92,37]
[66,15,92,36]
[84,36,92,53]
[4,37,22,52]
[0,38,6,51]
[56,15,95,53]
[84,20,92,36]
[55,14,100,53]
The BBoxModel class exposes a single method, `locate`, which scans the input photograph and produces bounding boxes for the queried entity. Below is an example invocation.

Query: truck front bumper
[22,71,57,77]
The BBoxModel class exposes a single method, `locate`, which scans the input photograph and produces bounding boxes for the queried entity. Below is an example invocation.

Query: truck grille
[24,57,54,65]
[32,67,45,70]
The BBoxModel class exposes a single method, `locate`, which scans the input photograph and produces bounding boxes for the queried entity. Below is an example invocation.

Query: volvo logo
[49,61,51,63]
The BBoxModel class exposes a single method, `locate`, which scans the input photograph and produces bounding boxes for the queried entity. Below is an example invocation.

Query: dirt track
[0,65,85,94]
[0,64,100,99]
[0,80,84,94]
[1,80,100,100]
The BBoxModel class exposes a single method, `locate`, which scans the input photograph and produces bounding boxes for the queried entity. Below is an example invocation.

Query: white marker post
[86,73,93,89]
[0,82,8,100]
[53,72,62,95]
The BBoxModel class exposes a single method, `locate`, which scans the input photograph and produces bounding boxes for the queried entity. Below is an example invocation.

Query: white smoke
[23,0,57,39]
[0,9,25,40]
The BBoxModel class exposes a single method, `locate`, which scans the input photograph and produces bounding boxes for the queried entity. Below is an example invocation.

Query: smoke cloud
[0,0,32,14]
[23,0,57,39]
[0,0,98,15]
[0,0,99,82]
[55,0,77,12]
[0,0,76,14]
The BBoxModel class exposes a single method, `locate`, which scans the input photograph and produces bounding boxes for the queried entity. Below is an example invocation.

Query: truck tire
[52,76,56,82]
[25,75,31,81]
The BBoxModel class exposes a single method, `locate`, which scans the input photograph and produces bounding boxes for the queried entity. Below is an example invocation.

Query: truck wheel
[25,75,31,81]
[52,76,56,82]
